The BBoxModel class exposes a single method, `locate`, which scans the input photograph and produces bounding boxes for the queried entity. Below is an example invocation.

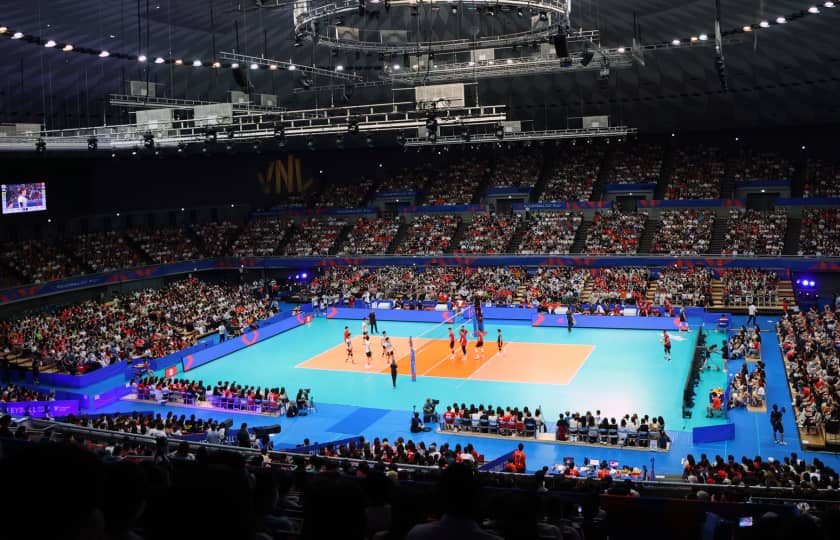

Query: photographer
[410,412,425,433]
[423,397,440,424]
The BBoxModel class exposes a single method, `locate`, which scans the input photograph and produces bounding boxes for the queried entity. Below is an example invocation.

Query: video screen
[2,182,47,214]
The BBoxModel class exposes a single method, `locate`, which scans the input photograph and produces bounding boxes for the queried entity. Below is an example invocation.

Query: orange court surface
[296,336,594,385]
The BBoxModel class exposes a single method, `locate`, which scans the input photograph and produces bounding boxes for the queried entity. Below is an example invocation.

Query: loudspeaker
[553,34,568,58]
[254,424,282,437]
[232,67,250,91]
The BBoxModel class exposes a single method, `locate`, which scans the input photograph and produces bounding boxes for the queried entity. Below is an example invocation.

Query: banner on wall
[256,155,316,196]
[638,199,746,209]
[513,201,612,211]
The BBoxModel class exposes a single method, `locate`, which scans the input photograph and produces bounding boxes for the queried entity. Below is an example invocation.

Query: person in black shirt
[771,404,786,445]
[237,422,251,448]
[566,308,575,333]
[410,412,424,433]
[390,357,398,388]
[368,310,378,334]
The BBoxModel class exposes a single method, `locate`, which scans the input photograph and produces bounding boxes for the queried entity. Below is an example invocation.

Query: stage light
[35,138,46,154]
[759,20,770,27]
[268,63,278,70]
[617,47,626,53]
[468,60,475,66]
[274,125,285,142]
[776,16,786,23]
[154,57,165,64]
[365,135,374,147]
[825,2,836,8]
[288,64,296,71]
[204,129,217,144]
[335,64,344,71]
[99,50,110,57]
[336,135,344,149]
[742,25,752,32]
[461,130,470,142]
[0,27,7,34]
[213,61,222,68]
[451,5,457,14]
[143,132,154,150]
[175,58,183,65]
[396,133,406,146]
[302,272,308,279]
[12,32,23,39]
[428,132,437,143]
[671,39,681,46]
[87,137,97,151]
[516,8,523,16]
[809,6,820,13]
[699,33,709,40]
[250,63,259,70]
[176,142,186,153]
[506,58,513,64]
[306,136,315,150]
[138,54,147,62]
[392,64,400,70]
[192,59,202,66]
[44,40,56,48]
[495,125,505,140]
[539,11,548,21]
[230,62,239,68]
[347,119,360,134]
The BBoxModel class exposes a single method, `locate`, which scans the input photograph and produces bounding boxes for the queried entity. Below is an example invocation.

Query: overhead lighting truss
[108,94,287,113]
[294,0,571,54]
[219,51,363,82]
[0,102,508,152]
[402,125,637,147]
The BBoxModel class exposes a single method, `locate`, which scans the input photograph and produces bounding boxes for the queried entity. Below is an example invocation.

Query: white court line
[462,343,595,386]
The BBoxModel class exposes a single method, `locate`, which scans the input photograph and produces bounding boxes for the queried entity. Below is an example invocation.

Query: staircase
[124,233,156,265]
[446,218,470,253]
[570,221,591,254]
[708,216,731,255]
[579,277,594,304]
[505,218,529,253]
[782,218,802,256]
[654,146,675,200]
[637,219,660,254]
[184,226,208,258]
[329,223,353,255]
[530,148,556,202]
[386,221,409,254]
[646,278,658,303]
[589,149,613,201]
[710,278,796,312]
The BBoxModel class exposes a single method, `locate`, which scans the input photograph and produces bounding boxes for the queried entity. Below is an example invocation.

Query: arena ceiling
[0,0,838,134]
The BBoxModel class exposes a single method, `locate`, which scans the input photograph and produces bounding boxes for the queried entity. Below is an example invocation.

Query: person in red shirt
[448,327,456,359]
[661,331,672,362]
[474,331,484,360]
[512,443,526,473]
[503,457,517,473]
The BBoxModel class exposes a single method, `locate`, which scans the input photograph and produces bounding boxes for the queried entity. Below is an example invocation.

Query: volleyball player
[475,331,484,359]
[448,327,456,359]
[344,327,354,363]
[459,329,468,358]
[381,330,389,360]
[384,335,395,363]
[497,329,504,352]
[660,330,672,362]
[363,333,372,368]
[361,317,368,336]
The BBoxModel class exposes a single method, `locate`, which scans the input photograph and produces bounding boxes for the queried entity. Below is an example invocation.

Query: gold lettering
[256,161,275,194]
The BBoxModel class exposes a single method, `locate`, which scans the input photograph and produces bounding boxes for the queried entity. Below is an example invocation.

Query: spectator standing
[747,301,757,326]
[771,404,787,445]
[369,309,378,333]
[237,422,251,448]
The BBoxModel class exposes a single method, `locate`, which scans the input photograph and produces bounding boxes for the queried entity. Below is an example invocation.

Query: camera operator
[423,397,440,423]
[410,411,425,433]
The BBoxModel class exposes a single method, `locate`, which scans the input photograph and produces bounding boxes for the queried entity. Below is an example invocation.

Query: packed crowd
[281,217,348,256]
[721,208,788,256]
[606,143,663,184]
[0,383,53,403]
[517,212,583,254]
[337,217,400,255]
[66,410,222,439]
[193,221,239,257]
[729,150,795,182]
[1,239,86,284]
[456,213,521,254]
[395,214,460,255]
[309,177,375,208]
[803,159,840,198]
[778,305,839,432]
[423,157,484,205]
[317,434,485,469]
[727,350,766,410]
[376,165,431,193]
[555,411,669,449]
[585,210,648,255]
[587,267,650,305]
[539,148,602,202]
[71,231,145,273]
[442,402,545,438]
[681,451,839,490]
[664,145,724,199]
[650,209,716,255]
[230,217,293,257]
[0,277,273,374]
[719,268,779,307]
[526,267,589,306]
[651,267,713,307]
[799,208,840,257]
[129,226,201,264]
[487,151,542,188]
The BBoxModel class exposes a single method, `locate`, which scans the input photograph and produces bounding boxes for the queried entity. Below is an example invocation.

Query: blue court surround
[83,314,839,474]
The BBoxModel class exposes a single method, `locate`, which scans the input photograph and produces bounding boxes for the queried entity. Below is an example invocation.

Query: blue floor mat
[327,407,391,434]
